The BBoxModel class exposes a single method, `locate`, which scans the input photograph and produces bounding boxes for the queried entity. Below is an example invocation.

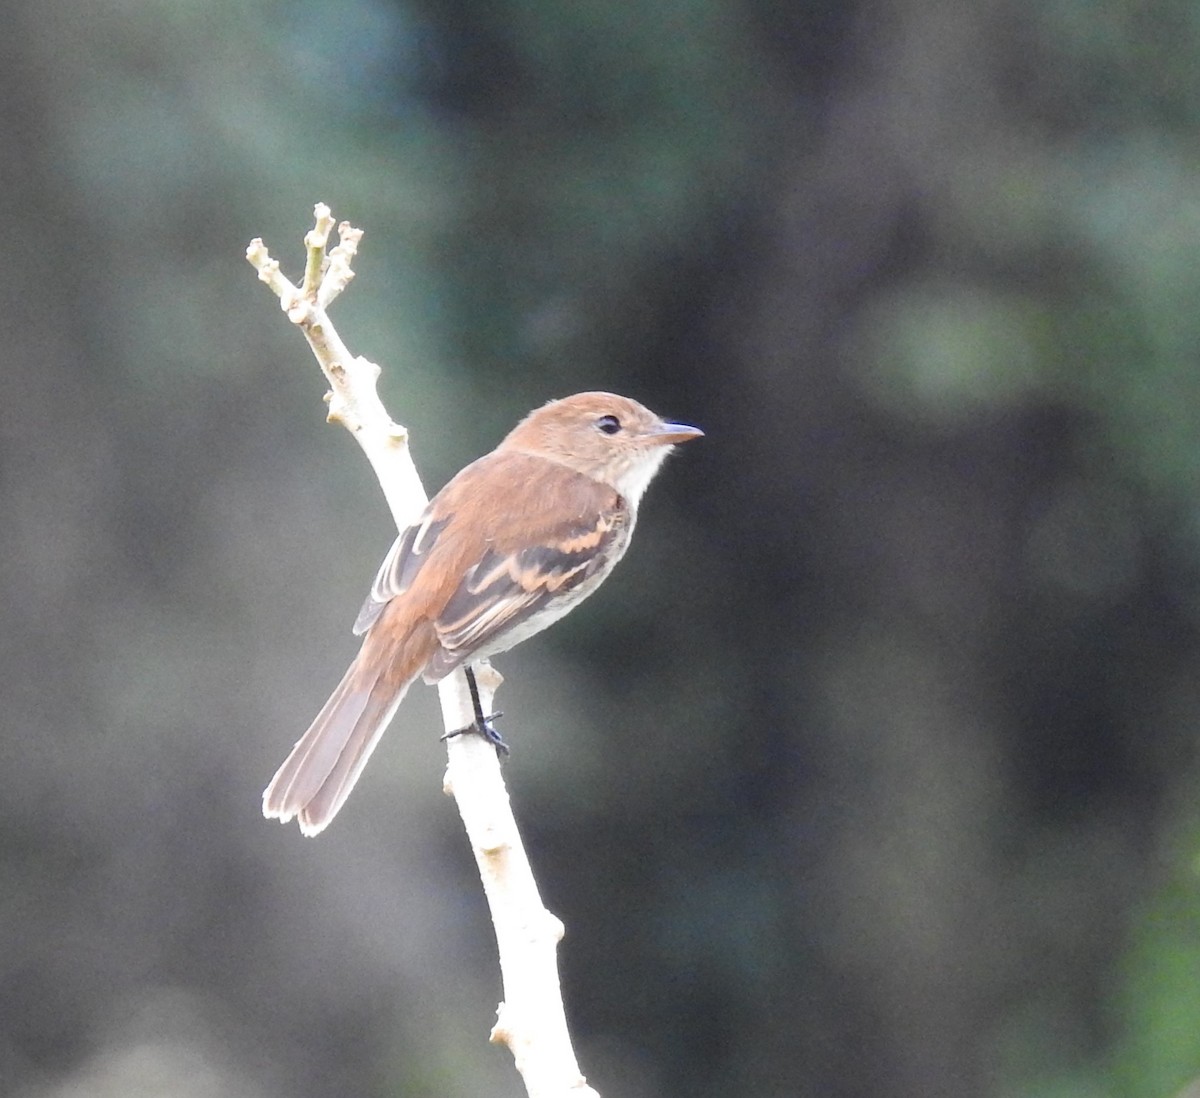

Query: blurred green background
[4,1,1200,1096]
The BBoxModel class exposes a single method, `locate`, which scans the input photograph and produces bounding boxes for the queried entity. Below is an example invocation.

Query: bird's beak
[650,420,704,445]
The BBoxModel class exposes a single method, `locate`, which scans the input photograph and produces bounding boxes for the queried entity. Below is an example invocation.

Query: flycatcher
[263,391,703,835]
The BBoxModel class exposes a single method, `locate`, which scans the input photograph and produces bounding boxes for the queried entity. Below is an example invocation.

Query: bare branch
[247,205,600,1098]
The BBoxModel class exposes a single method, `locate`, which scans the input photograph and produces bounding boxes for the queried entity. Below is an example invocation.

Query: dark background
[4,2,1200,1096]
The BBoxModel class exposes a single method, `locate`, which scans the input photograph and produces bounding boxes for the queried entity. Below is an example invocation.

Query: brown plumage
[262,392,702,835]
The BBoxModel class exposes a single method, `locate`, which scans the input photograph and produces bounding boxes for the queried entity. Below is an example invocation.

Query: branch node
[480,834,511,857]
[544,911,566,942]
[283,294,308,324]
[490,1007,512,1046]
[476,661,504,692]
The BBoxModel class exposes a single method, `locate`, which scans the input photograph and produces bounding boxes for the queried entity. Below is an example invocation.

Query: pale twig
[247,203,419,531]
[246,205,600,1098]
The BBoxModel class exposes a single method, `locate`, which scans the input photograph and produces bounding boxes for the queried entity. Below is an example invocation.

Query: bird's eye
[595,415,621,435]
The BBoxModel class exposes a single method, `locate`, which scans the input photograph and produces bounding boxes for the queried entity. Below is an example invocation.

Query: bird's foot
[441,712,510,757]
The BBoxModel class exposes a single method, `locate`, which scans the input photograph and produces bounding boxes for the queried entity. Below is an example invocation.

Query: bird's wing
[424,503,626,679]
[353,509,448,635]
[353,453,628,675]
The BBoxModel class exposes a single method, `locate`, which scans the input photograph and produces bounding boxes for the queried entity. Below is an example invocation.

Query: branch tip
[308,203,334,245]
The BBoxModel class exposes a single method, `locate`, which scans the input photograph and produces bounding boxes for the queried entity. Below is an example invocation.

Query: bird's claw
[441,712,510,756]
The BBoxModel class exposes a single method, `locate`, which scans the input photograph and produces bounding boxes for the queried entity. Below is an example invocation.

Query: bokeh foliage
[3,1,1200,1096]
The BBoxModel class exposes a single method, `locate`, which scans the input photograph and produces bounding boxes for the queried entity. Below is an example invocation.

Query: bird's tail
[262,622,435,836]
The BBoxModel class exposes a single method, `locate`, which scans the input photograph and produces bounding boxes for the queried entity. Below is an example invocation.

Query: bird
[262,391,703,835]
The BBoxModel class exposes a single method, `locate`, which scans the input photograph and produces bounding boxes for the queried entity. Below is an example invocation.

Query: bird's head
[500,391,703,504]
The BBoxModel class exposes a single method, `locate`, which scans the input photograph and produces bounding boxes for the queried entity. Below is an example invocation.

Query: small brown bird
[263,391,703,835]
